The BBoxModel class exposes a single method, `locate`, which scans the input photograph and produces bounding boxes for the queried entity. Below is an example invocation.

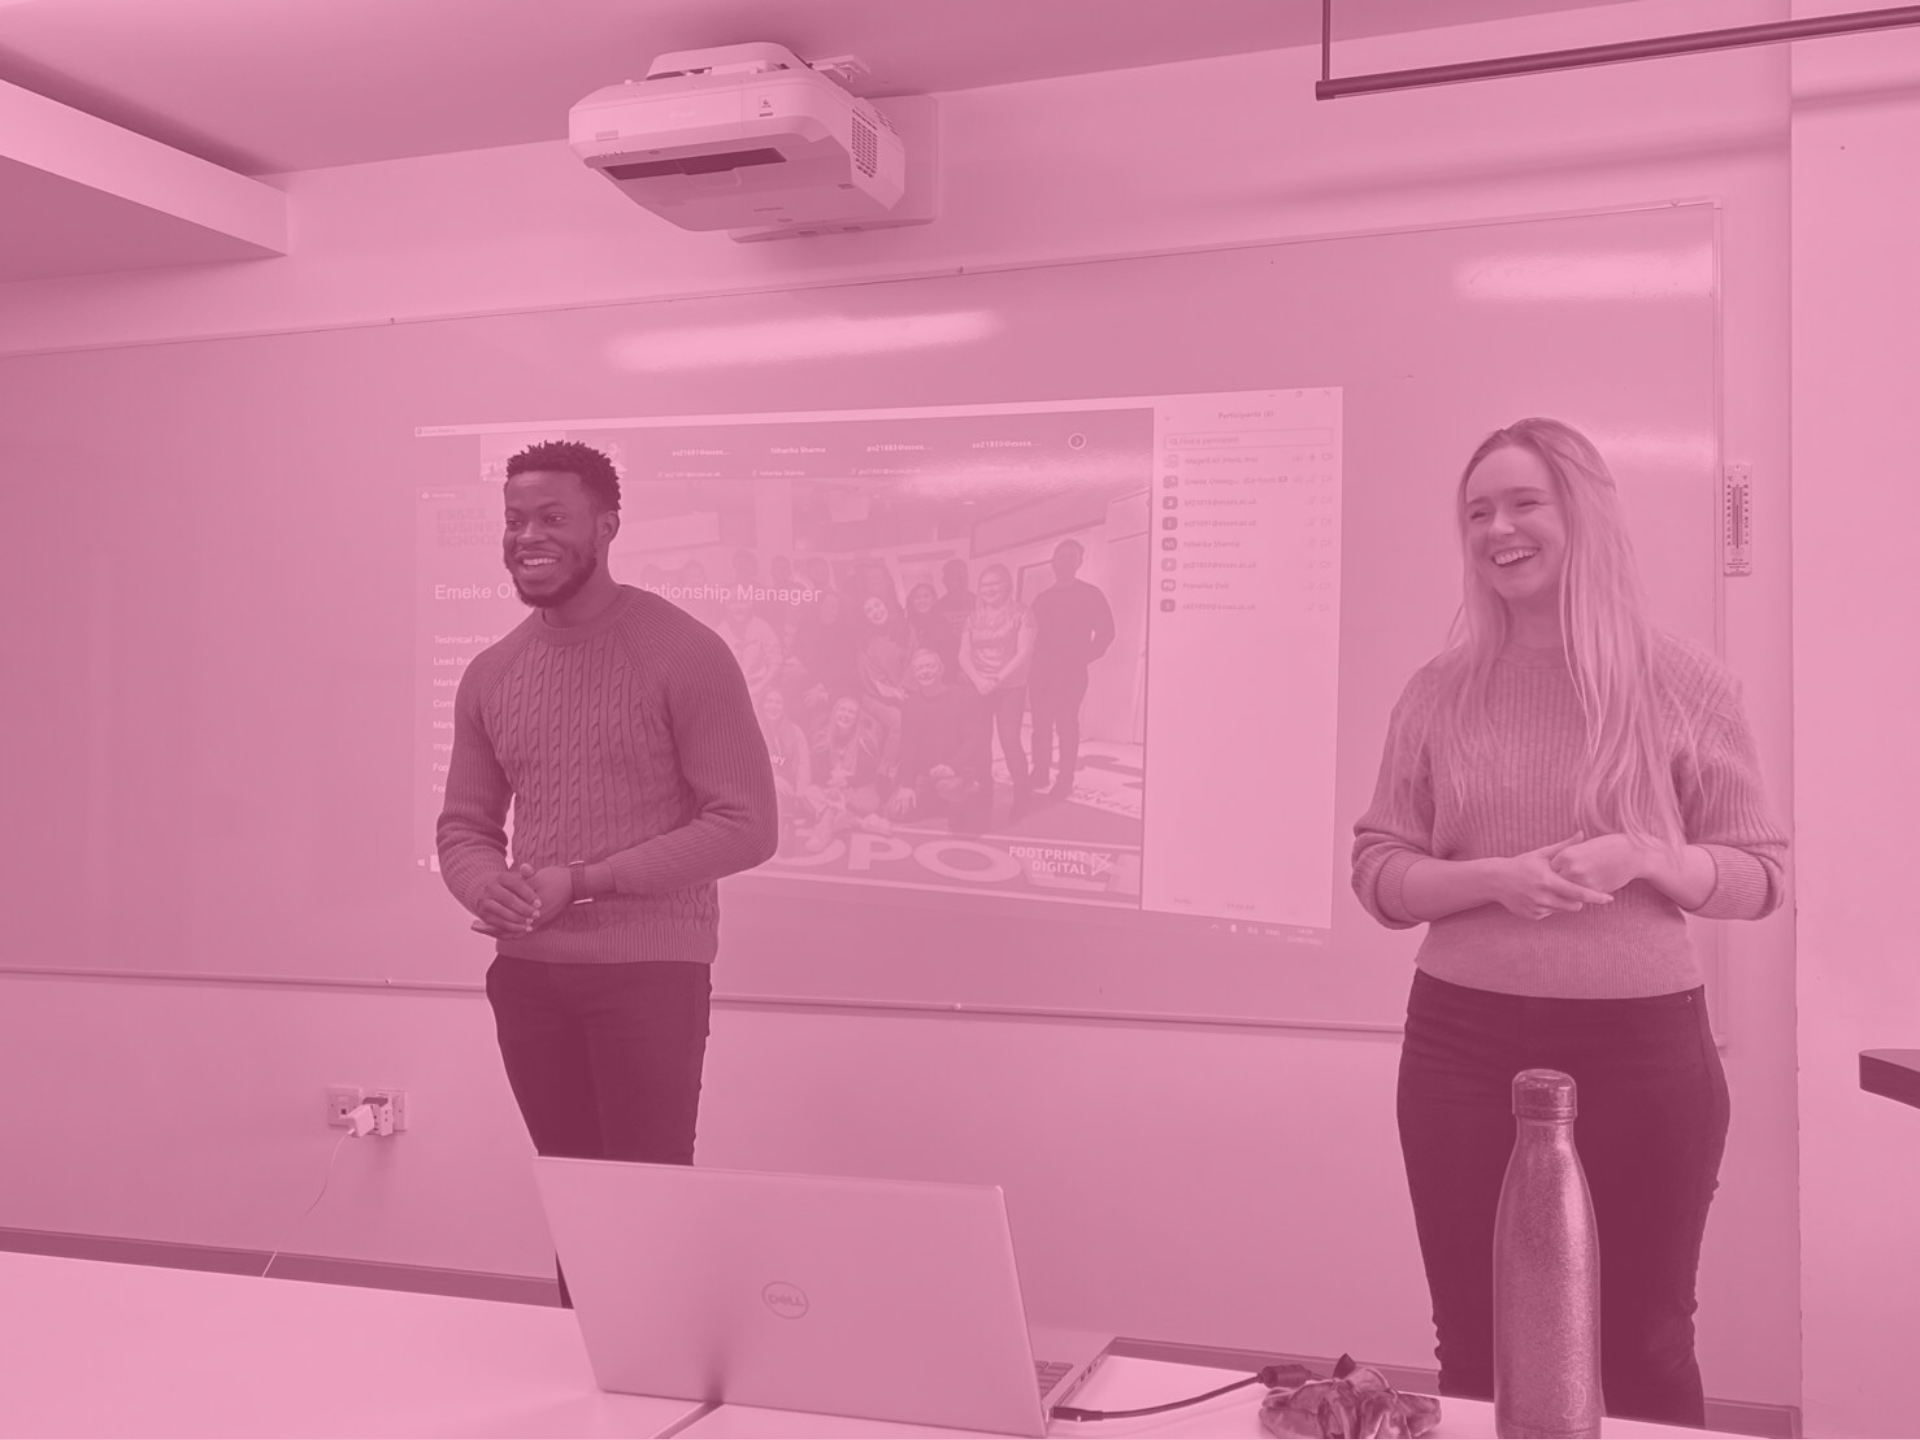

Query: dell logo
[762,1282,810,1318]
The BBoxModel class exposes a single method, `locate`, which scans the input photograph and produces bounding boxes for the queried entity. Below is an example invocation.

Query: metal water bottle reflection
[1492,1070,1602,1438]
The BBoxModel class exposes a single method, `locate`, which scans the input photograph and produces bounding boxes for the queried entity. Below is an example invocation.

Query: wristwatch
[569,860,590,904]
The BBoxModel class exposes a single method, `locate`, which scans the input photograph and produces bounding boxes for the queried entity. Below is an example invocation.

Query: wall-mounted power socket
[325,1084,409,1133]
[325,1084,363,1127]
[368,1089,409,1134]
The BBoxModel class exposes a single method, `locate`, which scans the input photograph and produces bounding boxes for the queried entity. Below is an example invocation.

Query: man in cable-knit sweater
[436,440,777,1307]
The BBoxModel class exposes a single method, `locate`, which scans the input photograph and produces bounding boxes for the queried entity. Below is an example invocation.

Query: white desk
[0,1252,1746,1440]
[0,1251,700,1438]
[681,1355,1743,1439]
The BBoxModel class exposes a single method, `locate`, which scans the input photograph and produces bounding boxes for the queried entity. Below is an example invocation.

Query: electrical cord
[260,1107,368,1280]
[1050,1362,1313,1423]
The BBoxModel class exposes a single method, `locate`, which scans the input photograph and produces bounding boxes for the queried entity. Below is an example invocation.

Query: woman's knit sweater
[1351,632,1788,998]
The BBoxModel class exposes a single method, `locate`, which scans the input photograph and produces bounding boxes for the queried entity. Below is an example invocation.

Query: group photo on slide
[664,545,1124,874]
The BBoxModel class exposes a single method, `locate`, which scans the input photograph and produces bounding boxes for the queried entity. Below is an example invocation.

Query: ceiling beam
[0,77,286,281]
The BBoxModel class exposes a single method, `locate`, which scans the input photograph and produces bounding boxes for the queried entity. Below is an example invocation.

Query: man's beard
[514,549,598,609]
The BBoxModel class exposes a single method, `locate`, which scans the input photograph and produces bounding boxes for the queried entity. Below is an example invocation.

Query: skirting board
[0,1226,1799,1437]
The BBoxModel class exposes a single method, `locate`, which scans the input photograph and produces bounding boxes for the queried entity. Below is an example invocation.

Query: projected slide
[416,391,1342,937]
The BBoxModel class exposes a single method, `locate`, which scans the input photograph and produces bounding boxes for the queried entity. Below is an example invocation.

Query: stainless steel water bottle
[1492,1069,1602,1438]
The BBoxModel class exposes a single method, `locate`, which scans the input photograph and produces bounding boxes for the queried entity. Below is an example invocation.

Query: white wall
[0,0,1804,1411]
[1790,3,1920,1436]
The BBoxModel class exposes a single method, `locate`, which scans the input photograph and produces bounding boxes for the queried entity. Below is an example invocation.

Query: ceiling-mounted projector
[570,42,915,240]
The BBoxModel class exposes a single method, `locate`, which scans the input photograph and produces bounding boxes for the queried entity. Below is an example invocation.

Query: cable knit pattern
[437,586,778,964]
[1352,630,1787,998]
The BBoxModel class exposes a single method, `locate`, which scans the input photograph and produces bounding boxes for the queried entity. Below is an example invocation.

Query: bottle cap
[1512,1068,1578,1120]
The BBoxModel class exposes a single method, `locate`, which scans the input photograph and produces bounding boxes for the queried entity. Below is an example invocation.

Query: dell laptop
[531,1156,1113,1437]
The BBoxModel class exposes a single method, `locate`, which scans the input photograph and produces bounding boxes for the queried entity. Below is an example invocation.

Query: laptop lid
[530,1157,1112,1438]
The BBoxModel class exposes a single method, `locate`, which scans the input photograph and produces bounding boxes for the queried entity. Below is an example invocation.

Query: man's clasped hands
[470,863,569,939]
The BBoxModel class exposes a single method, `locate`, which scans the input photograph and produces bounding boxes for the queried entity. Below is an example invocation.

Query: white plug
[344,1103,376,1138]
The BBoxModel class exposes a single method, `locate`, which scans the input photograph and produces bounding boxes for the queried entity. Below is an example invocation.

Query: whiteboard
[0,202,1722,1028]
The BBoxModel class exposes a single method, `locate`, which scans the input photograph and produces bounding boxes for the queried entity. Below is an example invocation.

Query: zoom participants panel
[1141,389,1342,931]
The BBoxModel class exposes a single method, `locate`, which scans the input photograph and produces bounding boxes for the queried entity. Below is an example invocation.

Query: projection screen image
[417,390,1342,944]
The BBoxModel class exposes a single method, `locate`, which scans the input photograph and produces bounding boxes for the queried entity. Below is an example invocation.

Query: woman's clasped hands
[1493,832,1650,920]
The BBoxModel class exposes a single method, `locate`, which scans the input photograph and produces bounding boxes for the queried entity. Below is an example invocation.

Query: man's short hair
[505,440,621,516]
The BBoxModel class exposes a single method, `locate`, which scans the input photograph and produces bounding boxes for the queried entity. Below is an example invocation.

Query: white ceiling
[0,0,1621,285]
[0,0,1620,176]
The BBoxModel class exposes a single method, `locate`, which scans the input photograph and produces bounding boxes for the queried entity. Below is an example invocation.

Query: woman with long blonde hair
[1352,419,1787,1427]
